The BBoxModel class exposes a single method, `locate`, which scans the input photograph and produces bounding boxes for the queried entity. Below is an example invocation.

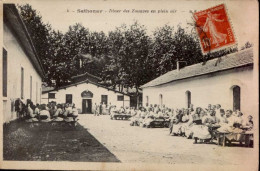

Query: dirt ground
[3,120,119,162]
[78,114,257,165]
[3,114,257,167]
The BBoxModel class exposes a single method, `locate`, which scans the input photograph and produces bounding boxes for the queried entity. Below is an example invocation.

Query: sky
[17,0,259,48]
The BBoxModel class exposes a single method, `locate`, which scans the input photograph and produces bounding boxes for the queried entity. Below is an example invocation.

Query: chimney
[176,60,187,71]
[176,61,180,71]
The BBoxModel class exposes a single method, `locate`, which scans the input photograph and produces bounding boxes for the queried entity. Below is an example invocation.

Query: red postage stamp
[193,4,236,54]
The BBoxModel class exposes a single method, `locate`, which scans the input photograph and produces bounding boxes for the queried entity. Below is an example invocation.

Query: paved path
[78,114,257,165]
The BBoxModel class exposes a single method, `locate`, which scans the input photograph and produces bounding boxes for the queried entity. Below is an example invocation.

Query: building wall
[143,67,257,117]
[2,24,42,123]
[41,83,130,113]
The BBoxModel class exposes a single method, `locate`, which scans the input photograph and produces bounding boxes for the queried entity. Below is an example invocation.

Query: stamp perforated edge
[194,3,238,55]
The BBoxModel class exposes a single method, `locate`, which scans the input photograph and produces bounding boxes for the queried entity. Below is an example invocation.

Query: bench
[111,114,132,120]
[217,132,253,147]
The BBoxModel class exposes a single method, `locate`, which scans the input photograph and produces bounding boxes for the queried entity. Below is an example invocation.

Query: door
[82,99,92,114]
[233,86,241,111]
[87,99,92,113]
[101,95,108,105]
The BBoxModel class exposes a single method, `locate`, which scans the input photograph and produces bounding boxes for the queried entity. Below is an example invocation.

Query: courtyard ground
[78,114,256,165]
[3,120,119,162]
[3,114,257,167]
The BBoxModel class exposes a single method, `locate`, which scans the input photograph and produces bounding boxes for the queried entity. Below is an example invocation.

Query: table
[217,132,253,147]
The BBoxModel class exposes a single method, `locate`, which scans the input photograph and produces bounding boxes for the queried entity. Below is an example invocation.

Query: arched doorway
[185,91,191,108]
[81,90,93,114]
[232,86,241,111]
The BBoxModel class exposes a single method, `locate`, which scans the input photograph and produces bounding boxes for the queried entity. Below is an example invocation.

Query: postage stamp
[193,4,236,54]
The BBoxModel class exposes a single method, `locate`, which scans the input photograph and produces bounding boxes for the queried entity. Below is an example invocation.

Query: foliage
[18,4,250,95]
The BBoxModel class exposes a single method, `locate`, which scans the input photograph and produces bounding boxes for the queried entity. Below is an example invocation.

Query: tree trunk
[136,87,139,109]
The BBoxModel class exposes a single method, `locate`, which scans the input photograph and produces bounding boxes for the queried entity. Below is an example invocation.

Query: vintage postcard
[0,0,259,170]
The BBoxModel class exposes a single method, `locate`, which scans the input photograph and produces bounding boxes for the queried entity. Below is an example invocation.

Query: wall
[143,67,257,117]
[2,24,42,123]
[41,83,130,113]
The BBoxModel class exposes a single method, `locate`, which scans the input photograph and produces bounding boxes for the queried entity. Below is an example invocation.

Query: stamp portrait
[194,4,236,54]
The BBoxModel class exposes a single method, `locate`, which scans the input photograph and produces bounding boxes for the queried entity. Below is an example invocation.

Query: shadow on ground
[3,121,120,162]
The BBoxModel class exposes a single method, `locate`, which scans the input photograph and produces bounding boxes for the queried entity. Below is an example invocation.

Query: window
[233,86,241,111]
[66,94,72,104]
[30,76,32,100]
[101,95,108,105]
[48,93,55,99]
[159,94,163,106]
[185,91,191,108]
[117,95,124,101]
[2,48,7,97]
[21,67,24,99]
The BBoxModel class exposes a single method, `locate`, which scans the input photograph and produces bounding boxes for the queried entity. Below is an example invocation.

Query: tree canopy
[18,4,252,95]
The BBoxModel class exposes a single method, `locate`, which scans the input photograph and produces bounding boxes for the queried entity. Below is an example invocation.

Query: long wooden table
[217,132,253,147]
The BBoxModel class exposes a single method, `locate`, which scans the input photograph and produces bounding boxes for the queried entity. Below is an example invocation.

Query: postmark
[193,4,236,54]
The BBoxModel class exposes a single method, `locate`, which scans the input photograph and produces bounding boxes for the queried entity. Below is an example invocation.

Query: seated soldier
[34,104,40,116]
[193,109,217,144]
[243,115,253,131]
[125,107,130,115]
[25,104,39,122]
[130,108,142,126]
[64,103,75,122]
[186,107,204,138]
[52,104,64,121]
[170,109,184,135]
[110,105,118,119]
[139,108,147,126]
[217,109,228,125]
[39,104,51,122]
[119,106,125,114]
[70,104,79,121]
[63,103,72,118]
[180,109,190,136]
[49,103,57,119]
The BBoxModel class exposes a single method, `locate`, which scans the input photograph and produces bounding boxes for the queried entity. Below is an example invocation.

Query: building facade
[41,74,130,114]
[1,4,45,123]
[141,49,257,117]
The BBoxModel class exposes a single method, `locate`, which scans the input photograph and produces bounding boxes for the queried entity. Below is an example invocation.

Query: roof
[3,4,45,78]
[42,79,131,96]
[71,72,101,81]
[141,48,254,88]
[42,86,55,94]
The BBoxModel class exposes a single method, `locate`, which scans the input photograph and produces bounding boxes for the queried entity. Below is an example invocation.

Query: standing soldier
[99,102,102,115]
[94,103,97,116]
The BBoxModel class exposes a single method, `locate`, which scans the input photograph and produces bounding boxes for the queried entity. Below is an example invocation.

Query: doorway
[233,86,241,111]
[101,95,108,105]
[185,91,191,108]
[82,99,92,114]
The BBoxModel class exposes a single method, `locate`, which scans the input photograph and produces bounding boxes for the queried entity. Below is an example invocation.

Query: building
[141,48,257,116]
[41,72,130,113]
[1,4,45,123]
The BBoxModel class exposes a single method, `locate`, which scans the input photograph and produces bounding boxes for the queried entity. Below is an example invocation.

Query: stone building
[2,4,45,123]
[141,48,257,116]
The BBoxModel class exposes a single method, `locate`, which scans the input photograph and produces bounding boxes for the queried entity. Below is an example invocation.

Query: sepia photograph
[0,0,259,170]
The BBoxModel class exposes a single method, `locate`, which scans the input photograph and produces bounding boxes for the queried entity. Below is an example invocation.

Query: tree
[18,4,52,72]
[149,25,203,77]
[102,22,152,106]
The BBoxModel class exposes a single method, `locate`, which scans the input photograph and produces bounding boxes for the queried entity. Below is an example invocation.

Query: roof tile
[141,48,253,88]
